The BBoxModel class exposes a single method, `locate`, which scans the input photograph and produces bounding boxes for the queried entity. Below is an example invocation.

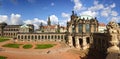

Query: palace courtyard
[0,38,81,59]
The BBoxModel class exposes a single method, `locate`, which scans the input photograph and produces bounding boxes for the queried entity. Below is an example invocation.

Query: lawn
[23,44,33,49]
[2,43,22,48]
[0,37,10,42]
[0,56,7,59]
[35,44,55,49]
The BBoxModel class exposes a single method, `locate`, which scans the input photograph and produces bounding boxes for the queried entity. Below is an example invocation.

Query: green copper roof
[78,15,94,20]
[20,24,29,28]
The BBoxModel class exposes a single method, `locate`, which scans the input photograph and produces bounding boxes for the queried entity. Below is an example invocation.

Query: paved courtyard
[0,39,81,59]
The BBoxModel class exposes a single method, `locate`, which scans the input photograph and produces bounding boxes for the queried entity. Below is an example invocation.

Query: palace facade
[0,11,114,52]
[66,11,99,49]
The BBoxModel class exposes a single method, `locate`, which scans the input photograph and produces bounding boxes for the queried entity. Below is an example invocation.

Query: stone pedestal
[68,35,73,47]
[75,36,81,49]
[82,37,87,50]
[107,41,119,53]
[106,52,120,59]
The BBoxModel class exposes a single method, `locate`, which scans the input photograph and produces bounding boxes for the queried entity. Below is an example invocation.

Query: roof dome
[78,15,94,20]
[20,24,29,28]
[0,22,7,25]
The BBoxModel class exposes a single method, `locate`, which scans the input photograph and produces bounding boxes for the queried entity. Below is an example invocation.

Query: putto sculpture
[106,21,120,53]
[106,21,120,59]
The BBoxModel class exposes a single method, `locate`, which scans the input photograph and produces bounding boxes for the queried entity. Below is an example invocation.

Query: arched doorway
[86,37,90,44]
[79,38,83,47]
[72,37,75,47]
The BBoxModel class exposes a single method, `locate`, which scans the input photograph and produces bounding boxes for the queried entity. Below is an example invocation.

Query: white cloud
[51,2,54,6]
[110,3,116,8]
[0,15,8,23]
[111,11,118,16]
[72,0,82,11]
[50,15,58,24]
[100,3,117,18]
[24,18,47,29]
[111,16,120,22]
[10,13,23,25]
[80,11,98,17]
[101,8,111,17]
[61,12,70,26]
[62,12,70,18]
[71,0,120,22]
[88,1,104,11]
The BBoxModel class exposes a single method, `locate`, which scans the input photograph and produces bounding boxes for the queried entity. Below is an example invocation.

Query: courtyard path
[0,40,81,59]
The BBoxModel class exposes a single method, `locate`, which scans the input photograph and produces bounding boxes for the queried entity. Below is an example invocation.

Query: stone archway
[86,37,90,44]
[72,37,76,47]
[79,38,83,47]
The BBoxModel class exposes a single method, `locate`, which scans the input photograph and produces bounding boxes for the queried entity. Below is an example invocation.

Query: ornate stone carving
[106,21,120,53]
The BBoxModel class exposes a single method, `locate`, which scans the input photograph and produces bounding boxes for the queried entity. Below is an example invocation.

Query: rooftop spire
[72,11,74,15]
[47,16,51,26]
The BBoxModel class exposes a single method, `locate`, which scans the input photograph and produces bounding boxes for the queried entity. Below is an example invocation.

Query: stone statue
[106,21,120,59]
[106,21,120,34]
[107,22,119,52]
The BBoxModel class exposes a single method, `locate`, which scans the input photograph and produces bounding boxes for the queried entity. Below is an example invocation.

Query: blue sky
[0,0,120,29]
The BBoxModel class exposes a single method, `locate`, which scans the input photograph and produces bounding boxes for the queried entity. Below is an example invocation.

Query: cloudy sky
[0,0,120,29]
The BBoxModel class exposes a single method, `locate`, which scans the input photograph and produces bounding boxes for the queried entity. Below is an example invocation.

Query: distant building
[98,23,106,33]
[19,24,34,33]
[38,17,66,33]
[0,22,34,37]
[59,26,67,33]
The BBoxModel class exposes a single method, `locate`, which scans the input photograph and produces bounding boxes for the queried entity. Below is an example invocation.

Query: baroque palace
[0,11,120,58]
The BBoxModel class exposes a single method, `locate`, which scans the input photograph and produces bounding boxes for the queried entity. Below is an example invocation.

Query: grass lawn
[23,44,33,49]
[0,56,7,59]
[2,43,22,48]
[0,37,10,42]
[35,44,55,49]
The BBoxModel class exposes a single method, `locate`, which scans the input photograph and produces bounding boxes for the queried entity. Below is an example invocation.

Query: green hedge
[0,37,10,42]
[35,44,55,49]
[2,43,22,48]
[23,44,33,49]
[0,56,7,59]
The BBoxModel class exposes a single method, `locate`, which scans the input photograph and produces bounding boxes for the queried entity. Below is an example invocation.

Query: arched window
[28,35,30,39]
[51,35,53,39]
[86,24,90,33]
[18,35,20,39]
[55,35,57,39]
[31,35,34,40]
[48,35,50,39]
[58,35,60,39]
[86,37,90,44]
[45,36,47,39]
[78,23,83,33]
[61,35,63,39]
[35,35,37,39]
[42,35,44,39]
[25,35,27,39]
[38,35,40,39]
[21,35,23,39]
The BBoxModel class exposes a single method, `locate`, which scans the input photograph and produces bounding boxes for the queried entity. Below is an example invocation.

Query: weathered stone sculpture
[107,21,120,53]
[106,21,120,59]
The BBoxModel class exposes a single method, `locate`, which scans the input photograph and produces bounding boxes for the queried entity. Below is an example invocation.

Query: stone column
[90,24,94,33]
[82,37,87,50]
[68,35,73,47]
[75,24,79,33]
[68,25,72,33]
[75,36,81,49]
[82,24,86,33]
[50,35,51,41]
